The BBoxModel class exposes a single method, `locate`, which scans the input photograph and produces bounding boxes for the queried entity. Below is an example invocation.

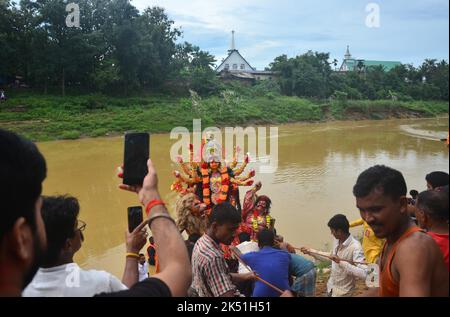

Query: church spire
[344,45,352,60]
[231,30,236,51]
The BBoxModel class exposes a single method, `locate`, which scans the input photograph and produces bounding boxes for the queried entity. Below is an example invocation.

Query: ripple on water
[400,124,448,142]
[274,165,327,187]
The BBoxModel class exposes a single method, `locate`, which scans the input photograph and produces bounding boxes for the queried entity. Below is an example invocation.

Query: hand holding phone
[119,158,161,207]
[128,206,144,233]
[123,132,149,186]
[125,209,148,254]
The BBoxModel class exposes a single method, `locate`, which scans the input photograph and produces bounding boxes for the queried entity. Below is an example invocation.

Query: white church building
[216,31,276,81]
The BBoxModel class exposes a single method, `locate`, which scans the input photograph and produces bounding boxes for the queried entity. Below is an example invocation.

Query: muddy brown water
[37,117,449,278]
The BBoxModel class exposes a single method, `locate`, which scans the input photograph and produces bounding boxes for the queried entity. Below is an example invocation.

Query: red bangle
[145,199,165,216]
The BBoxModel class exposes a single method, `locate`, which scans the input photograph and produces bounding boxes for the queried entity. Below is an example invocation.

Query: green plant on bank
[310,242,332,276]
[0,91,448,142]
[316,260,332,276]
[91,128,109,137]
[60,130,81,140]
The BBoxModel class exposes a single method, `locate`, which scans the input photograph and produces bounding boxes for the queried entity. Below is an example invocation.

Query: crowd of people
[0,128,448,297]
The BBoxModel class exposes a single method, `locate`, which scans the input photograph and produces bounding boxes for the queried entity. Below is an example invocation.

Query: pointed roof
[216,31,255,72]
[215,50,255,72]
[344,45,352,60]
[231,30,236,51]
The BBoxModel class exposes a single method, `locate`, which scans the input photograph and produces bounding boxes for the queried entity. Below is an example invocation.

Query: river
[37,117,449,278]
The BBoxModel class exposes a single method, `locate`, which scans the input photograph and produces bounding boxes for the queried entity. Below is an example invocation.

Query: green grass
[0,92,448,141]
[324,99,448,120]
[60,130,81,140]
[315,259,332,277]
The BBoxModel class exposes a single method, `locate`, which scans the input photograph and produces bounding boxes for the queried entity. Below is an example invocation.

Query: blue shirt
[242,247,291,297]
[290,254,315,277]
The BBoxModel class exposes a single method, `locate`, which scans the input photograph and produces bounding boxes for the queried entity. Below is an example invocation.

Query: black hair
[353,165,407,200]
[328,214,350,234]
[238,232,251,243]
[41,196,80,266]
[0,129,47,241]
[208,202,241,226]
[256,196,272,210]
[425,171,449,189]
[139,253,145,257]
[409,190,419,199]
[257,228,275,247]
[417,190,449,222]
[188,233,201,243]
[440,185,449,197]
[149,236,154,244]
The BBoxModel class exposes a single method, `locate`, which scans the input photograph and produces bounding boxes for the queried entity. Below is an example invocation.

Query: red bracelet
[145,199,165,216]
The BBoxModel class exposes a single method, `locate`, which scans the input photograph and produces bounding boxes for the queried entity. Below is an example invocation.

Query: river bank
[0,92,448,141]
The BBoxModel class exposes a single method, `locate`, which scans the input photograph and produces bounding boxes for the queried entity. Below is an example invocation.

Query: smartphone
[123,132,149,186]
[128,206,143,233]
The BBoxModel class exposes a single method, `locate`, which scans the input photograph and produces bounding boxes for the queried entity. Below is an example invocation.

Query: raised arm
[242,181,261,220]
[121,221,147,288]
[120,159,192,297]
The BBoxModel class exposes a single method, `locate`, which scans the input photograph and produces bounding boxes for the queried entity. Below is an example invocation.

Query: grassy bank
[0,92,448,141]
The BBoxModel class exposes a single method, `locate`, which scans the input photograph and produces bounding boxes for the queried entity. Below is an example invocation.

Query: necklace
[252,211,271,233]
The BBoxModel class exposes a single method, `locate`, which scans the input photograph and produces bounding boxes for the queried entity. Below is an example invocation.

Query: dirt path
[315,271,368,297]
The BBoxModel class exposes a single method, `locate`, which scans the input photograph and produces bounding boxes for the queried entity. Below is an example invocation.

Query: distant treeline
[0,0,448,101]
[0,0,217,95]
[269,52,449,101]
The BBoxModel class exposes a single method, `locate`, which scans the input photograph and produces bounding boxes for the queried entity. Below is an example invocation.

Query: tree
[420,59,449,100]
[0,0,15,80]
[170,42,219,95]
[136,6,181,89]
[270,51,332,98]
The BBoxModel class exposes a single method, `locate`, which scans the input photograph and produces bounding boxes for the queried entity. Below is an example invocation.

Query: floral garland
[201,163,230,207]
[252,211,272,233]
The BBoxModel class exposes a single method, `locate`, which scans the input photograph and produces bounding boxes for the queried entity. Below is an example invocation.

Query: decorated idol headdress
[203,139,222,163]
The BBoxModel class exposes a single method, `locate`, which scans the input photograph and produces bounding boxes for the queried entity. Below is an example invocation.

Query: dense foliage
[0,0,219,95]
[0,0,448,101]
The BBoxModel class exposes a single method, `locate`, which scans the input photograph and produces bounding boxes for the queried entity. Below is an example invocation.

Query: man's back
[290,253,315,277]
[23,263,127,297]
[236,241,259,273]
[242,247,291,297]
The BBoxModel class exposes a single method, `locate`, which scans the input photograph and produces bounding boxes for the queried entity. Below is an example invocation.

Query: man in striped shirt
[191,203,256,297]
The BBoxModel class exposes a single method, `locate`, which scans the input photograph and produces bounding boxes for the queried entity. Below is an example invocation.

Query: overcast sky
[133,0,448,70]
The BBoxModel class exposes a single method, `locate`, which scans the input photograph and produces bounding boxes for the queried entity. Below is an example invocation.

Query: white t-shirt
[236,241,260,273]
[22,263,128,297]
[138,262,149,281]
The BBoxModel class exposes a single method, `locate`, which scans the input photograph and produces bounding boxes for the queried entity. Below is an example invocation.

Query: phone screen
[127,206,143,233]
[123,132,149,186]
